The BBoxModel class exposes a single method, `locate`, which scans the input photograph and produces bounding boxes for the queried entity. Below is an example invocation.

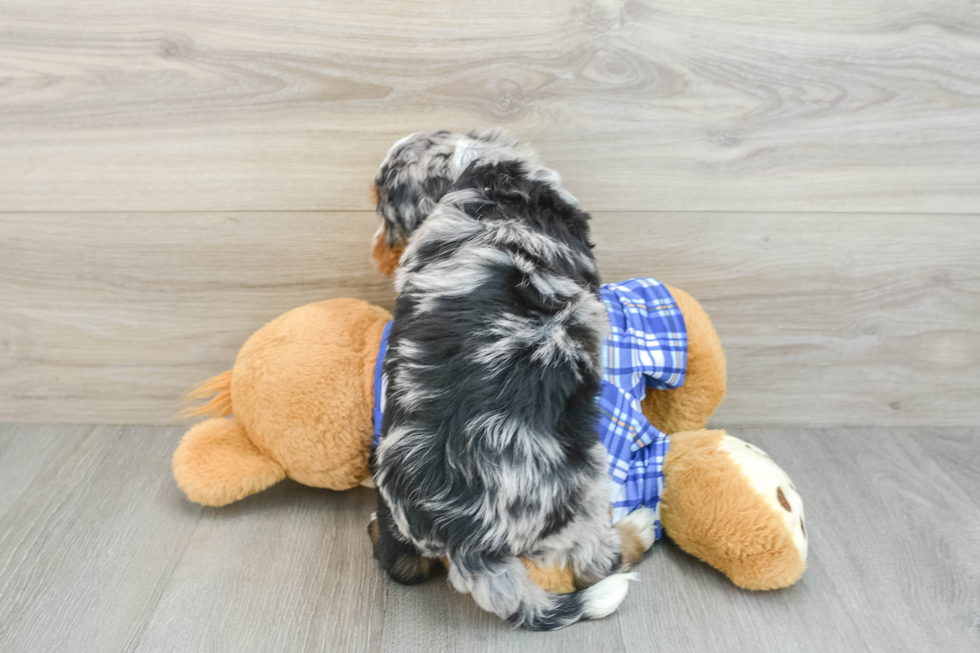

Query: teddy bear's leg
[173,417,286,507]
[661,429,807,590]
[640,285,726,433]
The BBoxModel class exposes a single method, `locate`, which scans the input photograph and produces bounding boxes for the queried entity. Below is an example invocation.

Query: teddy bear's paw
[718,434,807,563]
[616,507,657,566]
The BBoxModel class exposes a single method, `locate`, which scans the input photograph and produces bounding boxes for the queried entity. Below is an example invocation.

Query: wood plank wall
[1,0,978,425]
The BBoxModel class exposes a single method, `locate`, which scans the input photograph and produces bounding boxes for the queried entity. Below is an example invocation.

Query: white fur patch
[451,138,480,172]
[581,573,637,619]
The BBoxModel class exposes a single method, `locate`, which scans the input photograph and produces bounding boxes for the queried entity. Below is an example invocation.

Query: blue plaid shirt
[598,278,686,535]
[374,277,687,538]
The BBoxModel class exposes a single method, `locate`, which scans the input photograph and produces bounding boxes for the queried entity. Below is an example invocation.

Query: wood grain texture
[0,425,203,653]
[0,0,978,212]
[0,213,391,423]
[593,213,980,427]
[616,426,980,653]
[1,425,978,652]
[2,212,977,426]
[909,428,980,510]
[132,482,385,653]
[742,428,980,653]
[379,573,631,653]
[0,423,85,522]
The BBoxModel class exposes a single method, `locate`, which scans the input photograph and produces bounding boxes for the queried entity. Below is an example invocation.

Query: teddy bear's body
[176,298,389,505]
[174,281,807,592]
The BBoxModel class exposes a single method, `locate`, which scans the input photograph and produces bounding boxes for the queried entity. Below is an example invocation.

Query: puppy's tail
[449,556,635,631]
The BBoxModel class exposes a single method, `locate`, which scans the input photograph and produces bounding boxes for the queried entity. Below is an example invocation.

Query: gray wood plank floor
[1,425,977,652]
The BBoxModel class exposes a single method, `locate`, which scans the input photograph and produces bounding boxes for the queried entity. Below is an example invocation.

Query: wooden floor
[0,424,977,653]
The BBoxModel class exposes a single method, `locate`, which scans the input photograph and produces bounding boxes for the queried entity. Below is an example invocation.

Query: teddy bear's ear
[173,418,285,507]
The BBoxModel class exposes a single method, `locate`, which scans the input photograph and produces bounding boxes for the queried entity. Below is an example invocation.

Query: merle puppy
[369,130,636,630]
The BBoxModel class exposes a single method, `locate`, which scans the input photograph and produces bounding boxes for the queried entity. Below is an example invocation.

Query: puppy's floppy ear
[370,179,405,277]
[371,171,448,277]
[372,221,406,277]
[370,130,460,276]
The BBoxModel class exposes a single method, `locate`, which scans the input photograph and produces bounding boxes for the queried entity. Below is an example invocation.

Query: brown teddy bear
[173,282,807,593]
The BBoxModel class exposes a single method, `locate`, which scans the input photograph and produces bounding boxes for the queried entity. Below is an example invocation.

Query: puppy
[370,130,635,630]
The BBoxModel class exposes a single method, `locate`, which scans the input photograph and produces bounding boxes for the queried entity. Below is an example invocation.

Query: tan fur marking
[616,521,647,567]
[443,552,571,592]
[372,230,405,277]
[522,559,575,594]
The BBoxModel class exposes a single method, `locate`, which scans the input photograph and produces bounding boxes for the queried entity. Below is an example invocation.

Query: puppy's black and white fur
[370,130,634,631]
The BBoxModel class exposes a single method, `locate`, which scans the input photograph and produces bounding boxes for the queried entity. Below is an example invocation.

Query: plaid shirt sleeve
[596,277,687,536]
[596,380,669,536]
[601,278,687,396]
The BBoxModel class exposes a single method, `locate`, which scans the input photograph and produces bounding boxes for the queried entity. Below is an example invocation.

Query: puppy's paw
[616,507,657,566]
[390,554,441,585]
